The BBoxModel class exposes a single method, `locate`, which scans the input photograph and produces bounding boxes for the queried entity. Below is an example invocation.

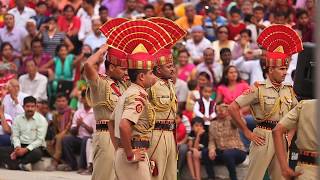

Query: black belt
[96,123,109,131]
[298,151,319,165]
[118,140,150,149]
[256,120,278,130]
[154,122,175,131]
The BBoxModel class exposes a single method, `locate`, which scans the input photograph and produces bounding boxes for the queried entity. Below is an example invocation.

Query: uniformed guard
[84,20,129,179]
[228,25,303,180]
[109,19,173,180]
[146,17,186,180]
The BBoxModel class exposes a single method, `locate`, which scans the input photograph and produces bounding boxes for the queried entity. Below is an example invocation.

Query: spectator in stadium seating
[246,6,270,42]
[305,0,315,22]
[162,3,178,21]
[117,0,140,19]
[0,105,13,147]
[240,0,253,16]
[83,17,106,51]
[31,1,49,29]
[232,29,259,60]
[220,48,232,68]
[293,9,314,42]
[8,0,36,27]
[57,5,81,40]
[98,6,111,24]
[143,4,156,19]
[173,69,189,113]
[227,7,246,41]
[203,6,227,42]
[21,19,38,56]
[78,0,99,41]
[194,84,217,125]
[0,42,20,75]
[176,112,188,177]
[185,26,211,65]
[175,4,203,32]
[212,26,236,63]
[176,49,195,81]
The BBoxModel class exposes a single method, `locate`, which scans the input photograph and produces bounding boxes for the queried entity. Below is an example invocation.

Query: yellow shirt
[175,15,203,32]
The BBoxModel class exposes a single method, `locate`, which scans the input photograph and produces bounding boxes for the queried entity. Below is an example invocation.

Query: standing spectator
[98,6,111,24]
[0,13,27,53]
[0,42,20,74]
[193,48,223,84]
[216,66,249,104]
[220,48,232,68]
[61,91,95,171]
[83,17,106,51]
[38,16,74,57]
[185,26,211,65]
[31,1,49,30]
[232,29,259,60]
[46,93,73,171]
[20,38,54,78]
[186,117,209,180]
[203,6,227,42]
[208,103,247,180]
[3,79,27,119]
[176,49,195,81]
[18,60,48,101]
[8,0,36,27]
[0,105,13,147]
[21,19,38,56]
[78,0,97,41]
[162,3,178,21]
[293,9,314,42]
[246,6,270,42]
[0,96,47,171]
[175,4,203,32]
[117,0,141,19]
[212,26,236,62]
[227,7,246,41]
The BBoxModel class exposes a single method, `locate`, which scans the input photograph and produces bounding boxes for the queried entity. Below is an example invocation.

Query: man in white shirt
[19,60,48,101]
[246,6,270,42]
[8,0,36,27]
[83,17,106,51]
[3,79,28,120]
[185,26,212,65]
[78,0,98,41]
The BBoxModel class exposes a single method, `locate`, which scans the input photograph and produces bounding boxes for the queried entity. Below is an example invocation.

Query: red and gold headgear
[257,25,303,67]
[102,19,173,70]
[148,17,186,66]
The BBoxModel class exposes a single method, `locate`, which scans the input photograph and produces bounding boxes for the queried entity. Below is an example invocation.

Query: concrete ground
[0,169,91,180]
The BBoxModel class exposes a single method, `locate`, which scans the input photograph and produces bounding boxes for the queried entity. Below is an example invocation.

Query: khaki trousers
[91,132,115,180]
[147,130,177,180]
[246,128,285,180]
[295,163,319,180]
[114,148,151,180]
[46,132,67,161]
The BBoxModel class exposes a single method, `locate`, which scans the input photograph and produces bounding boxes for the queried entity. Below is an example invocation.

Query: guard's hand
[209,149,216,160]
[128,149,146,163]
[282,166,302,180]
[244,130,265,146]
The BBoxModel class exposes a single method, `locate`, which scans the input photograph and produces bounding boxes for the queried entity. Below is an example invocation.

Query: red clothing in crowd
[227,23,246,40]
[177,122,187,143]
[57,15,81,33]
[217,81,249,104]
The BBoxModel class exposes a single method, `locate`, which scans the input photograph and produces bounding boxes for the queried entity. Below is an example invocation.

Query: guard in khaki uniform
[228,25,303,180]
[273,99,318,180]
[146,17,186,180]
[84,44,128,180]
[108,18,174,180]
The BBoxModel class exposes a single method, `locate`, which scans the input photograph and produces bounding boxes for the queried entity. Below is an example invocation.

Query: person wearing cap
[228,25,303,180]
[112,43,157,180]
[84,44,128,179]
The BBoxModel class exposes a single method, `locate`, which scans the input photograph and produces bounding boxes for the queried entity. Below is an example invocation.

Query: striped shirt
[42,31,66,56]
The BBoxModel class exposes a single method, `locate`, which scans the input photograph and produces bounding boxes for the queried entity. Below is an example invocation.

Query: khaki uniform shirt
[148,78,177,122]
[235,78,298,122]
[112,83,155,140]
[87,75,127,121]
[279,99,317,152]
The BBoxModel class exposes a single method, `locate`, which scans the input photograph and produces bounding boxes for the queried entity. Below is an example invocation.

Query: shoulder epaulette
[283,82,293,87]
[253,81,265,87]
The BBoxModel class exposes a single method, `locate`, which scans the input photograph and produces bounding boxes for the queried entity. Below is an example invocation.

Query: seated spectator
[175,4,203,32]
[31,1,49,30]
[208,103,247,180]
[46,93,73,171]
[203,6,227,42]
[7,0,36,27]
[187,117,209,180]
[212,26,236,63]
[3,79,27,119]
[185,80,200,113]
[246,6,270,42]
[220,48,232,68]
[98,6,111,24]
[194,84,217,125]
[185,26,211,65]
[232,29,259,60]
[216,66,249,104]
[0,1,5,28]
[143,4,156,19]
[18,60,48,101]
[162,3,178,21]
[0,106,13,147]
[38,16,74,57]
[0,42,20,75]
[173,69,189,113]
[227,7,246,41]
[192,48,223,84]
[176,112,188,177]
[240,0,253,16]
[0,96,47,171]
[20,38,54,78]
[21,19,38,56]
[83,17,106,51]
[0,13,28,54]
[61,91,95,172]
[117,0,140,19]
[176,49,195,81]
[293,9,314,42]
[271,11,290,25]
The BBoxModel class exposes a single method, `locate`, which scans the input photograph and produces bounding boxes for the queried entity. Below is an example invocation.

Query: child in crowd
[176,112,188,176]
[203,6,227,41]
[227,7,246,41]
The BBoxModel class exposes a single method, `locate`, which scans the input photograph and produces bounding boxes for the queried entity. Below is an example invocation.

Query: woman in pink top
[216,65,249,104]
[176,49,195,82]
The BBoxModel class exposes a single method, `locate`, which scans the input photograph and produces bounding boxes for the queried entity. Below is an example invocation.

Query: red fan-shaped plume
[99,18,128,39]
[257,25,303,55]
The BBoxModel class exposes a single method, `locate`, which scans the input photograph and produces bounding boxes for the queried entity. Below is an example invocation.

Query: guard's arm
[84,44,108,81]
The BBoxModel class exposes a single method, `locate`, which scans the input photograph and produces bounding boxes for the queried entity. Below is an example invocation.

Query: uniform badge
[136,104,143,113]
[243,87,255,95]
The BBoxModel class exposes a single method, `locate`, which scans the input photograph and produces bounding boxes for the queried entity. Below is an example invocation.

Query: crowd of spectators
[0,0,315,179]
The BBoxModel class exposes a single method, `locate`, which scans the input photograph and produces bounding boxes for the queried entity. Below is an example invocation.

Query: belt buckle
[169,123,175,131]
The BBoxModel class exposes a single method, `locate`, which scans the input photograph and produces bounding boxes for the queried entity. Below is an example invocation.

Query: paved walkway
[0,169,91,180]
